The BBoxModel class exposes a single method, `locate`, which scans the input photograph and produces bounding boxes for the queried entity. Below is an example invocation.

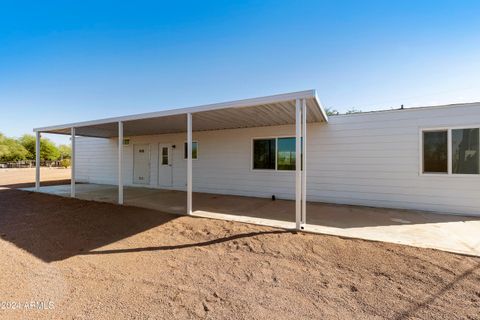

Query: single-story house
[33,90,480,229]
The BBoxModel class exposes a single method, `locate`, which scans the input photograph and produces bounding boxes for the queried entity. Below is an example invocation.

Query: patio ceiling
[34,90,328,138]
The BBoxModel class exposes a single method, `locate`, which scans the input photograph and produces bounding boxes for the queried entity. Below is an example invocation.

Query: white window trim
[419,125,480,177]
[251,136,297,172]
[183,140,199,160]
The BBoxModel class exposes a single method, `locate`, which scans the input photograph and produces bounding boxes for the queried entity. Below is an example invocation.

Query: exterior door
[133,144,150,185]
[158,144,173,187]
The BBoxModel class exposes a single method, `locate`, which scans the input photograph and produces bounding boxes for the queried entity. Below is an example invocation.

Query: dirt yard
[0,167,70,188]
[0,169,479,319]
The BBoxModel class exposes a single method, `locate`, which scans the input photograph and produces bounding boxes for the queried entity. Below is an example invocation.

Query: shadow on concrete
[80,230,290,255]
[0,188,178,262]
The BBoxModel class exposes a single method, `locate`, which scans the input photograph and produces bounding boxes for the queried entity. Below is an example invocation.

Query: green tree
[18,134,36,159]
[18,134,60,161]
[41,139,60,161]
[0,133,28,162]
[0,133,10,161]
[325,107,339,116]
[58,144,71,159]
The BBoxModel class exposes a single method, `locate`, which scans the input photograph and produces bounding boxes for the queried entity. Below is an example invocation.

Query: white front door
[133,144,150,185]
[158,143,173,187]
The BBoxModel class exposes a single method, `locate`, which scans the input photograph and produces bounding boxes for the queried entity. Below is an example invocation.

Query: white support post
[118,121,124,205]
[295,99,302,230]
[35,131,41,191]
[301,99,307,227]
[71,127,76,197]
[187,113,193,215]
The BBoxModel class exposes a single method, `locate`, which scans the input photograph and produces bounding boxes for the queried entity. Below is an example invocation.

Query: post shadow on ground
[80,229,290,256]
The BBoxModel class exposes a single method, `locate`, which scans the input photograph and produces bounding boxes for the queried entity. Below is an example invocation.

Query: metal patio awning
[34,90,328,138]
[34,89,326,232]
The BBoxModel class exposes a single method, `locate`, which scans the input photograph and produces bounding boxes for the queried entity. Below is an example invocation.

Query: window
[452,128,479,174]
[423,131,448,173]
[184,142,198,159]
[421,127,480,175]
[277,137,296,170]
[252,137,301,171]
[161,147,169,165]
[253,139,275,170]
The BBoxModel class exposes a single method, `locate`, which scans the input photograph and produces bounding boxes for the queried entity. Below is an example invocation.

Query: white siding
[76,103,480,216]
[76,137,117,185]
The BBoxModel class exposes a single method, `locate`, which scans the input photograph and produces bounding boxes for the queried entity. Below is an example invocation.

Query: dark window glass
[423,131,448,173]
[161,147,168,165]
[253,139,275,169]
[277,137,296,170]
[452,128,479,174]
[184,142,198,159]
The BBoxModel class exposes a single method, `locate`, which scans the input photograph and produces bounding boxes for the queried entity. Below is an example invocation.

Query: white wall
[76,103,480,216]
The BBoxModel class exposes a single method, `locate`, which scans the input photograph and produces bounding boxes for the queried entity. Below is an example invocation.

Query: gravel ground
[0,167,70,188]
[0,169,479,319]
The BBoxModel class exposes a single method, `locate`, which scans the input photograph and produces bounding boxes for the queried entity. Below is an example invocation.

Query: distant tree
[345,108,362,114]
[0,134,7,159]
[58,144,71,159]
[41,138,60,161]
[18,134,60,161]
[325,107,340,116]
[60,158,71,168]
[0,133,28,162]
[0,133,11,161]
[325,107,363,115]
[18,134,36,159]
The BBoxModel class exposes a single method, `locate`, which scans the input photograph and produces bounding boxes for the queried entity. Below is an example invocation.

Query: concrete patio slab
[23,184,480,257]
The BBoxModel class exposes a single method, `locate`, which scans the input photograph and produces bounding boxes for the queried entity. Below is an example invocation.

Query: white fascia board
[33,90,320,132]
[312,90,329,122]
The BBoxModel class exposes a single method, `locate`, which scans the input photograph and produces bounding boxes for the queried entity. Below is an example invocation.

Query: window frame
[251,135,299,172]
[183,141,199,160]
[419,125,480,177]
[161,146,170,165]
[251,137,277,171]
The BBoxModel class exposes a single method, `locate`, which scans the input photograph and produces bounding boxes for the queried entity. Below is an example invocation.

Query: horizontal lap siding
[310,104,480,215]
[76,103,480,216]
[76,138,117,185]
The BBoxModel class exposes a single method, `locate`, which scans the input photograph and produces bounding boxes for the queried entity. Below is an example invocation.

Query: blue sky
[1,0,479,144]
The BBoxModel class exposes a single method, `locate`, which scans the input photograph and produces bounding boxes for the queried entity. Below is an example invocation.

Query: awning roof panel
[36,90,328,138]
